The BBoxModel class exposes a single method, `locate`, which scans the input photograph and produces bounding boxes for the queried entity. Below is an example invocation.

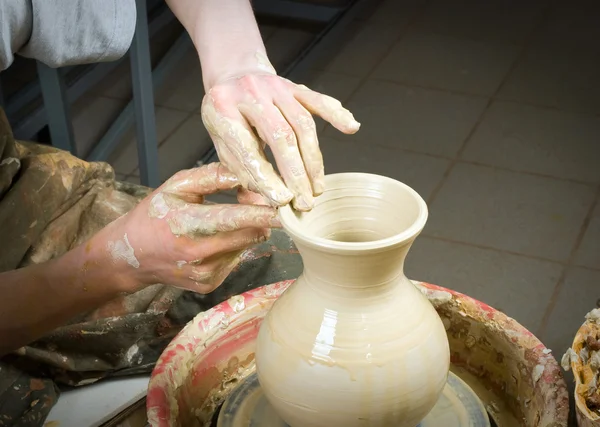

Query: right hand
[201,72,360,212]
[93,163,280,294]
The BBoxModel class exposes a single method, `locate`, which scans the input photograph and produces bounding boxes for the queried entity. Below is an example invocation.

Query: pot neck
[295,240,414,297]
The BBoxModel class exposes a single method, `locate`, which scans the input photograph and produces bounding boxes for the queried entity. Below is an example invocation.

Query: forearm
[0,227,131,356]
[166,0,270,90]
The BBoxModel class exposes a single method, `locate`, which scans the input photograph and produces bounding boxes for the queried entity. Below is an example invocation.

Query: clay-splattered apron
[0,109,302,426]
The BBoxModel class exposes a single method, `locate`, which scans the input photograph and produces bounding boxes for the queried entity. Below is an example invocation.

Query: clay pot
[568,313,600,426]
[254,173,450,427]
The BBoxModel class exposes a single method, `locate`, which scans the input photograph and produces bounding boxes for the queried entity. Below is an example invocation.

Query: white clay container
[255,173,450,427]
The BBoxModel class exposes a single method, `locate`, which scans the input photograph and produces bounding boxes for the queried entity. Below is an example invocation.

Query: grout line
[328,69,600,119]
[322,115,600,188]
[318,0,434,123]
[156,111,198,148]
[424,96,494,205]
[426,1,555,206]
[419,234,600,271]
[536,185,600,339]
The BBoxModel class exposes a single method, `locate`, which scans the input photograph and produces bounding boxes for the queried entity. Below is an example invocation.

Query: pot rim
[279,172,428,253]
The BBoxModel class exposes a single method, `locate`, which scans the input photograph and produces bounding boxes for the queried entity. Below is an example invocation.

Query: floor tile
[367,0,426,26]
[71,96,128,158]
[264,28,315,71]
[462,102,600,183]
[324,23,406,78]
[542,267,600,354]
[258,24,278,41]
[530,0,600,51]
[426,163,596,261]
[575,201,600,270]
[373,30,519,95]
[153,115,214,182]
[416,0,545,44]
[108,107,189,176]
[304,20,365,72]
[154,50,205,112]
[318,136,449,200]
[497,47,600,114]
[329,80,487,157]
[299,72,362,132]
[405,236,562,332]
[302,72,362,104]
[93,61,133,100]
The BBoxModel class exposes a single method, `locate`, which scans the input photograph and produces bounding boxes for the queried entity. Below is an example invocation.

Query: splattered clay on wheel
[216,371,490,427]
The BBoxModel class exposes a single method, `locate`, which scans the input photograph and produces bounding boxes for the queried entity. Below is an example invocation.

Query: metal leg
[130,0,160,188]
[87,32,192,164]
[11,2,175,141]
[36,62,77,155]
[0,80,5,108]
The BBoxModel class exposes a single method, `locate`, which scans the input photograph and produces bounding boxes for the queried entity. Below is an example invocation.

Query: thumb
[161,162,240,196]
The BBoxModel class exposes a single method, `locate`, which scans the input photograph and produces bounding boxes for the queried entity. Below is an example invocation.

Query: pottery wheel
[216,371,490,427]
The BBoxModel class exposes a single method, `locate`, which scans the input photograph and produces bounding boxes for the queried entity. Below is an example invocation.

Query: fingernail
[292,195,314,212]
[347,116,361,133]
[312,177,325,196]
[266,187,294,207]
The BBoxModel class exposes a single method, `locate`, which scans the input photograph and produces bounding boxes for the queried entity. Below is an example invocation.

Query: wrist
[201,48,277,91]
[68,221,140,295]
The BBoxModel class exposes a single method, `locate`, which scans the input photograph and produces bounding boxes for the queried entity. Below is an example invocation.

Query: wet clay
[563,308,600,425]
[255,173,450,427]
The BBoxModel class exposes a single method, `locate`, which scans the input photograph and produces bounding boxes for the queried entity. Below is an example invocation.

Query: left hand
[95,163,280,294]
[201,61,360,212]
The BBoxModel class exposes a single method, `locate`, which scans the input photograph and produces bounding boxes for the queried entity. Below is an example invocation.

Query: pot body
[255,173,450,427]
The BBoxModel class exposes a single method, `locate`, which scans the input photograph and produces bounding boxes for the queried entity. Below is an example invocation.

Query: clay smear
[107,233,140,268]
[149,192,170,219]
[201,99,293,206]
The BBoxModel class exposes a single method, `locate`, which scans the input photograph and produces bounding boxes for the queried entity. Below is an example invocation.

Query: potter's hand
[201,70,360,212]
[100,163,280,294]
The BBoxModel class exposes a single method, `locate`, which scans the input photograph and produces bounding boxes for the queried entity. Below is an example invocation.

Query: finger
[161,162,239,196]
[191,227,269,256]
[237,187,270,206]
[168,203,281,237]
[201,95,293,206]
[292,84,360,134]
[184,250,245,294]
[274,95,324,195]
[239,102,314,211]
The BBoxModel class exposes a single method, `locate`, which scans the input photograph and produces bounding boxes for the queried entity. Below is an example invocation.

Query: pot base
[216,371,490,427]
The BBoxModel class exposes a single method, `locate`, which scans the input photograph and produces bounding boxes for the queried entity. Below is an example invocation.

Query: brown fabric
[0,109,303,426]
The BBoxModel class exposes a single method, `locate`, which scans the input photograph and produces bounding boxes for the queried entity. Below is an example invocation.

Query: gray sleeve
[0,0,136,72]
[0,2,32,71]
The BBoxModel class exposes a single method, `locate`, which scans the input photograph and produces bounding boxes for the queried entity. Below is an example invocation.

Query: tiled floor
[90,0,598,384]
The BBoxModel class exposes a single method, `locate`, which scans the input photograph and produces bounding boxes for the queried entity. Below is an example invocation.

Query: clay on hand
[201,64,360,212]
[101,163,280,294]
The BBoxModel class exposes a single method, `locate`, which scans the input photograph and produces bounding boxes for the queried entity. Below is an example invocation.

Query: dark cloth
[0,109,302,426]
